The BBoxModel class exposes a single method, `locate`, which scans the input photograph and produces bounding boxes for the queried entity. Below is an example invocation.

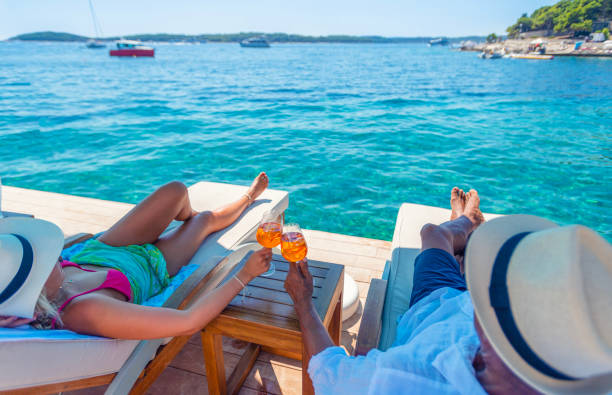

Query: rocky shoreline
[462,38,612,57]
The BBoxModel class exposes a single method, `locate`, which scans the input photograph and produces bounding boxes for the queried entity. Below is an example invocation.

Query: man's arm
[284,259,334,356]
[285,260,381,394]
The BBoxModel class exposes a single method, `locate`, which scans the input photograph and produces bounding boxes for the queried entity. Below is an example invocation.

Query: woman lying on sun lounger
[0,173,272,339]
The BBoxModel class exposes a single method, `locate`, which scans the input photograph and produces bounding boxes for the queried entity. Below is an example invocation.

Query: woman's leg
[156,173,269,276]
[98,181,196,247]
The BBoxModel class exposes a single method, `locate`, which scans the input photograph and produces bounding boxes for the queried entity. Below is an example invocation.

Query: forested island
[506,0,612,37]
[8,31,484,44]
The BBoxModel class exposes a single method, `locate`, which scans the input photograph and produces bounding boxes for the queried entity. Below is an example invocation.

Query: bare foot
[247,172,269,201]
[450,187,466,220]
[464,189,485,229]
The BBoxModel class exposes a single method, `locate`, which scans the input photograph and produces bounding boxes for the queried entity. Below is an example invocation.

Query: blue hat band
[0,234,34,304]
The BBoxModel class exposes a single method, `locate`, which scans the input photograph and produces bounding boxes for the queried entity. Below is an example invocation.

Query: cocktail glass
[256,211,283,276]
[281,223,308,263]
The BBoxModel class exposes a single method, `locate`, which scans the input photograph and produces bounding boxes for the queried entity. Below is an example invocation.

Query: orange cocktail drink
[281,224,308,263]
[256,222,282,248]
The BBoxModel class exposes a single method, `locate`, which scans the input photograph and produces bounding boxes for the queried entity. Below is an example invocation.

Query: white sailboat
[86,0,106,49]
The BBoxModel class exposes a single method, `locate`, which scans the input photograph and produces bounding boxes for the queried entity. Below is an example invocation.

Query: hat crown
[508,225,612,378]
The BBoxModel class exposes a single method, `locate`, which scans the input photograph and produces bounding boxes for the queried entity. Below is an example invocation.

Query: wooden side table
[201,253,344,395]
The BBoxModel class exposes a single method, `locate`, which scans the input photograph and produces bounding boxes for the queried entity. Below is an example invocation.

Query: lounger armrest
[355,278,388,356]
[63,233,94,249]
[163,243,260,310]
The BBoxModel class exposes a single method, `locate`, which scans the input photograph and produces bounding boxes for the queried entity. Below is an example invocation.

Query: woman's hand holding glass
[241,248,273,280]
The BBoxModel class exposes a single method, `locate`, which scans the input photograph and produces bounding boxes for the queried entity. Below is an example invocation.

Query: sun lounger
[355,203,500,355]
[0,181,288,394]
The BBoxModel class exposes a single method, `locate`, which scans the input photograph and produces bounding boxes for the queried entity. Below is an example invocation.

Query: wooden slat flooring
[1,186,391,394]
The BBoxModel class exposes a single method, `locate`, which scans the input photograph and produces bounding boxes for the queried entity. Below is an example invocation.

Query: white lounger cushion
[379,203,500,350]
[0,181,288,391]
[185,181,289,264]
[1,338,140,390]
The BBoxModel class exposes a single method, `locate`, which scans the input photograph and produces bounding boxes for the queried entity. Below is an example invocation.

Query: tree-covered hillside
[9,31,485,44]
[507,0,612,36]
[12,31,89,41]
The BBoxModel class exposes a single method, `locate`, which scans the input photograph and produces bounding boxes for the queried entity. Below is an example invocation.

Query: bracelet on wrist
[233,274,246,289]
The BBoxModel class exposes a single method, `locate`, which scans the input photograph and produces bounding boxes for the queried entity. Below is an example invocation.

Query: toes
[451,187,460,201]
[255,172,269,185]
[251,172,269,196]
[468,189,479,202]
[450,187,463,220]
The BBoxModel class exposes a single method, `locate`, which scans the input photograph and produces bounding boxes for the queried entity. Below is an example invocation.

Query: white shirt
[308,288,487,395]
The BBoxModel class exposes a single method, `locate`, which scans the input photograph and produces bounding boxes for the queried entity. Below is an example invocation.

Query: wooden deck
[2,186,391,395]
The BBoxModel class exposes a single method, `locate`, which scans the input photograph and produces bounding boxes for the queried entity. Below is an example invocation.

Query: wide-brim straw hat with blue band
[0,218,64,318]
[465,215,612,395]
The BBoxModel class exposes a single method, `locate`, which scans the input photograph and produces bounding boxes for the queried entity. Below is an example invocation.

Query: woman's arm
[0,316,35,328]
[61,248,272,339]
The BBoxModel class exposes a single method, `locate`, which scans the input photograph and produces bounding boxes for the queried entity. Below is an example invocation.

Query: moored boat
[86,0,106,49]
[479,51,503,59]
[86,40,106,49]
[510,53,554,60]
[428,37,449,46]
[109,40,155,57]
[240,37,270,48]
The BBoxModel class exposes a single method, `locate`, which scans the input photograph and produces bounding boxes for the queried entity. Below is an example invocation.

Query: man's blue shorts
[409,248,467,307]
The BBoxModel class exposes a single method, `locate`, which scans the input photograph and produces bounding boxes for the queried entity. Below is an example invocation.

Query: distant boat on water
[428,38,449,46]
[240,37,270,48]
[479,51,503,59]
[86,40,105,49]
[109,40,155,57]
[86,0,106,49]
[510,53,554,60]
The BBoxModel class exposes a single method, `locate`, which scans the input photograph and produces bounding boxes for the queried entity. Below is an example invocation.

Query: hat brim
[466,215,612,394]
[0,218,64,318]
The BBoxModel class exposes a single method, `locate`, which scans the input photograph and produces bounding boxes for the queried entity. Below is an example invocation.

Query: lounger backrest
[185,181,289,262]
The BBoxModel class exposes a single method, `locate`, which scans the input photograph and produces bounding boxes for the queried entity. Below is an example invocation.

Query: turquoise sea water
[1,42,610,241]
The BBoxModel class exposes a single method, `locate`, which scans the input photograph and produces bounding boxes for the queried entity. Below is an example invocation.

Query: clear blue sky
[0,0,555,40]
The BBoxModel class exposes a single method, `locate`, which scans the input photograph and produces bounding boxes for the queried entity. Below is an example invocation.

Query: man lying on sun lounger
[285,188,612,394]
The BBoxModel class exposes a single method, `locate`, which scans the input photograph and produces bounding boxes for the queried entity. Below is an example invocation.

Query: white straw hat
[465,215,612,394]
[0,218,64,318]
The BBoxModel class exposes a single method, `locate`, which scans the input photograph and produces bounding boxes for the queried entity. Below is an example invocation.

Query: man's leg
[409,189,484,306]
[421,188,482,255]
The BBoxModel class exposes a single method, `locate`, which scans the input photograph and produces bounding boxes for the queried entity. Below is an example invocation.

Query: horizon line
[7,30,491,41]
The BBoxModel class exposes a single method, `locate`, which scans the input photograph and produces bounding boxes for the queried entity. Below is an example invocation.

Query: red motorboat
[109,40,154,57]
